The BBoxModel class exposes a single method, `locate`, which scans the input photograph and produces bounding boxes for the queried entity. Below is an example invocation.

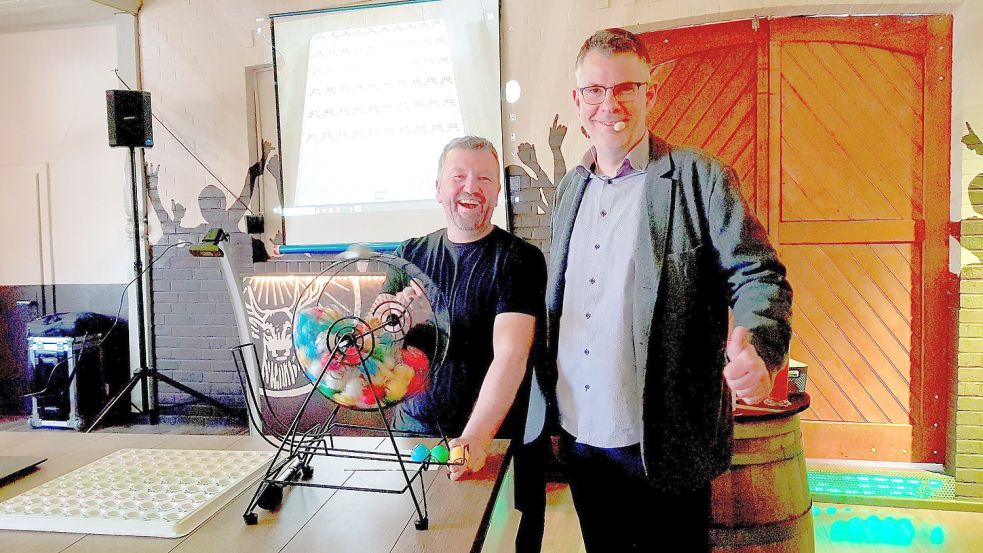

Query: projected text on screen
[294,19,463,210]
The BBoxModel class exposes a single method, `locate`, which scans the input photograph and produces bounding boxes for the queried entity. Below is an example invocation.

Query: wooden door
[642,20,768,221]
[639,15,953,463]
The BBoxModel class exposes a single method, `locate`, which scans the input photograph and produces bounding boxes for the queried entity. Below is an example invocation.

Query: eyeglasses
[577,82,647,105]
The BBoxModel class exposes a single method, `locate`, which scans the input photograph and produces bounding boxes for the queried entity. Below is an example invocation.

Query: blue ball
[410,443,430,463]
[361,358,378,375]
[305,343,320,362]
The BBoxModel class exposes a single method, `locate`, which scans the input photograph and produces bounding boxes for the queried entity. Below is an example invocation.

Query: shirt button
[600,210,607,217]
[594,244,600,250]
[585,384,590,391]
[589,278,596,284]
[584,348,590,355]
[585,313,591,319]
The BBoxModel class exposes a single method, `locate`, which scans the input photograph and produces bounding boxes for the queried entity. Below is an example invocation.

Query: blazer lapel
[547,171,589,316]
[634,136,675,368]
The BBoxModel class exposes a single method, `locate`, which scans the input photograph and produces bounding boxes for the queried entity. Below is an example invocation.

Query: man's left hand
[723,326,772,405]
[446,435,489,481]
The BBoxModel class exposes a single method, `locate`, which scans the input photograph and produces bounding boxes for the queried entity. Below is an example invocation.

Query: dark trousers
[513,435,549,553]
[559,430,712,553]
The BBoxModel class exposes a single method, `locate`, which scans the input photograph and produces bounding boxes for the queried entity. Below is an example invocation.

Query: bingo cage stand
[222,250,456,528]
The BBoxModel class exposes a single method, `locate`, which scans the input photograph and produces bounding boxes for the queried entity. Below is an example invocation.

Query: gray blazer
[525,135,792,491]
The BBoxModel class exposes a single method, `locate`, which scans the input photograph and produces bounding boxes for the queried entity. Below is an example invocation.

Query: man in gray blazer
[524,28,793,552]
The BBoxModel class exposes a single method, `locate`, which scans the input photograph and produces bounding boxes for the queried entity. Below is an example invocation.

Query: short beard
[450,206,493,233]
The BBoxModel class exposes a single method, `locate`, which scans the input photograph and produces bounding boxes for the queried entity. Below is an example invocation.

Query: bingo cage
[230,253,460,528]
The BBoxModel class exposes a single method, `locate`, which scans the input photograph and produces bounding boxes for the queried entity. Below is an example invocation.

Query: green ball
[431,444,450,463]
[372,345,387,362]
[316,380,338,398]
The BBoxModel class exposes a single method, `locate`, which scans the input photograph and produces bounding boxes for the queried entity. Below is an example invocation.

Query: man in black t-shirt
[380,136,546,482]
[375,137,548,553]
[387,226,545,444]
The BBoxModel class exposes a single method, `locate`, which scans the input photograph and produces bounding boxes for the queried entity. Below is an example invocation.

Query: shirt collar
[576,133,650,179]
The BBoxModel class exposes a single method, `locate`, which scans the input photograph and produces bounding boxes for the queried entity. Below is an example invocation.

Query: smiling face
[574,51,655,169]
[436,147,500,242]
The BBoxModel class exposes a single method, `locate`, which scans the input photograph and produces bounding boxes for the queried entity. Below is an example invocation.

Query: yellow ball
[332,392,355,407]
[372,366,395,387]
[394,363,414,383]
[386,379,409,402]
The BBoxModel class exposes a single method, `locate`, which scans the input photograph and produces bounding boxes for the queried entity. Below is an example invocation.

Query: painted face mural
[245,280,316,391]
[244,276,373,393]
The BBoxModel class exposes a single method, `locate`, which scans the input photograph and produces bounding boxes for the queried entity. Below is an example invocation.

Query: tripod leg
[85,371,145,433]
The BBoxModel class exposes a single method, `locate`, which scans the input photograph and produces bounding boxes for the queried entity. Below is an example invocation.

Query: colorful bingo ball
[449,446,465,464]
[410,444,430,463]
[293,308,433,410]
[430,445,450,464]
[401,346,429,374]
[294,310,333,368]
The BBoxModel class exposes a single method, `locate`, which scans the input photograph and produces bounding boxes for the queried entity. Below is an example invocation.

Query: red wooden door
[639,15,953,463]
[642,19,768,221]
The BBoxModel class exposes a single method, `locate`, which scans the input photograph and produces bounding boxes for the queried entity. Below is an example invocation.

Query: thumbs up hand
[723,326,772,405]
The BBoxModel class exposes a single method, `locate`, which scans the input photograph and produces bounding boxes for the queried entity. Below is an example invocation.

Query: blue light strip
[275,242,400,256]
[807,471,949,500]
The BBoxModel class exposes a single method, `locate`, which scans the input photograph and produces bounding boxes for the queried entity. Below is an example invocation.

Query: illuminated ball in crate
[291,254,447,410]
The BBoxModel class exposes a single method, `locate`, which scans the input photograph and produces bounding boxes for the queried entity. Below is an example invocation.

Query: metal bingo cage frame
[230,253,454,528]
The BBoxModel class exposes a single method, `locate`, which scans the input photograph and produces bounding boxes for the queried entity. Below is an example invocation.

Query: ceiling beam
[92,0,142,15]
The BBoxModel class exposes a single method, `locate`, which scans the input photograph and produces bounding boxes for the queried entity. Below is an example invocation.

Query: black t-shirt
[387,226,546,438]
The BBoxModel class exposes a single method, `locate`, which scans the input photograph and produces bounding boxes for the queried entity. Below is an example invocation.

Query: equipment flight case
[27,335,103,430]
[25,312,128,431]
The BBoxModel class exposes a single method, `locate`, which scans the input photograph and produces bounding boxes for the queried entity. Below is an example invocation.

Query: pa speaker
[106,90,153,148]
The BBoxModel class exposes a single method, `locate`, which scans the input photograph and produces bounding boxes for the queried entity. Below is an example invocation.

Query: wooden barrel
[710,414,814,552]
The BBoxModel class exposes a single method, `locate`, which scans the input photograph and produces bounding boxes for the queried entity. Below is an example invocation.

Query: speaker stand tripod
[86,146,239,432]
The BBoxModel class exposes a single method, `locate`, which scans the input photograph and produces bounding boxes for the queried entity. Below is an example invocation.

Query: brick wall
[958,263,983,498]
[148,176,256,415]
[956,129,983,497]
[149,165,396,417]
[505,125,567,257]
[148,170,360,416]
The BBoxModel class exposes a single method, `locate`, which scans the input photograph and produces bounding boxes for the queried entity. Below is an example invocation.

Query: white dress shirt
[556,137,650,448]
